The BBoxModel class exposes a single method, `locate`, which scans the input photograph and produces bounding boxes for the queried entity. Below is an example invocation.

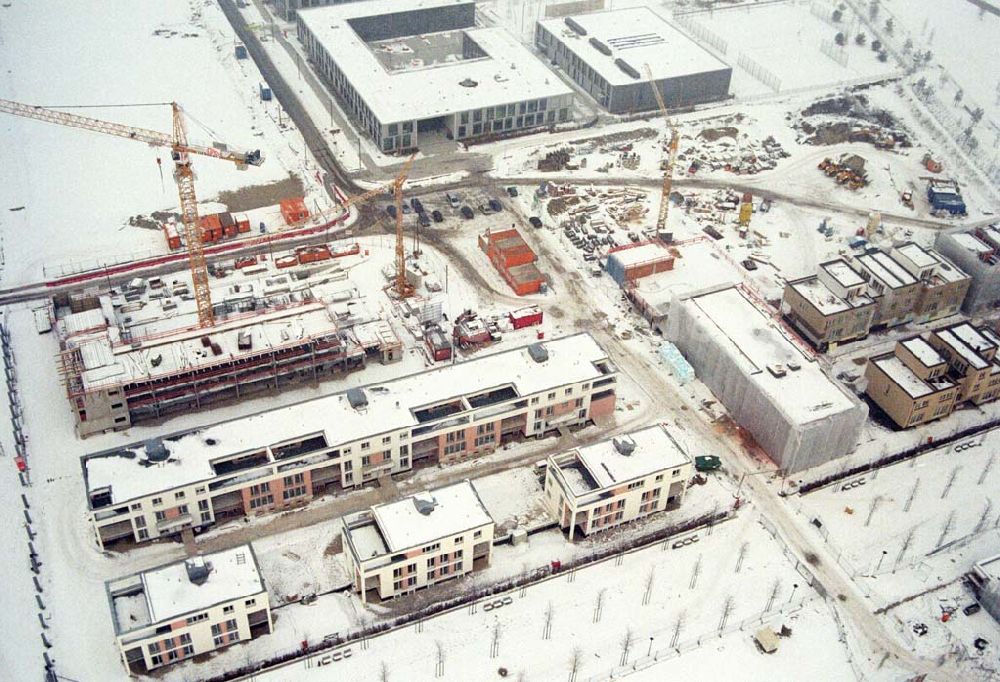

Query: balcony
[156,513,193,533]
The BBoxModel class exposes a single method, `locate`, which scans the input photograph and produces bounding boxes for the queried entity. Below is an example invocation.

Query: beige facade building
[782,259,875,350]
[341,480,494,603]
[890,243,970,323]
[865,322,1000,428]
[82,334,617,549]
[105,545,271,675]
[543,424,693,540]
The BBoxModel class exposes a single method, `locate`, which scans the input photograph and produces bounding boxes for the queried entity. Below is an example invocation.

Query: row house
[783,245,970,349]
[543,424,693,540]
[341,480,494,603]
[781,259,875,350]
[865,322,1000,428]
[82,333,618,548]
[105,545,271,675]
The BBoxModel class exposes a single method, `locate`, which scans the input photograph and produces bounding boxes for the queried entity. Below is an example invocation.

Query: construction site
[2,1,1000,681]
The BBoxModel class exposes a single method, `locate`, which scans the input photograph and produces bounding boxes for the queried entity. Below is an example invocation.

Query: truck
[259,83,272,101]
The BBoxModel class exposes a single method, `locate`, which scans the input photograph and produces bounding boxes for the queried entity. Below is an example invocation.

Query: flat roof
[299,0,573,124]
[948,232,993,254]
[110,545,264,633]
[372,480,493,553]
[934,328,989,370]
[790,277,870,315]
[84,333,612,505]
[537,7,730,88]
[855,251,917,289]
[821,260,865,288]
[685,287,856,424]
[565,423,690,495]
[949,322,996,355]
[608,242,673,268]
[900,338,945,368]
[894,243,939,270]
[873,355,936,398]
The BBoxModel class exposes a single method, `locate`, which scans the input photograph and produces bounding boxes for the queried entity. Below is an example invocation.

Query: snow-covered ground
[0,0,329,286]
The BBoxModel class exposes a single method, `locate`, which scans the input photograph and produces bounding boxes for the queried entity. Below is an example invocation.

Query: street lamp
[647,636,654,657]
[788,582,799,604]
[875,549,888,573]
[734,467,780,502]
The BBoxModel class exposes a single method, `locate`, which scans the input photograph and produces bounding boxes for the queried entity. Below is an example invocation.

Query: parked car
[742,259,758,271]
[460,206,474,219]
[401,203,412,214]
[479,204,492,215]
[488,198,503,213]
[529,216,543,229]
[386,204,397,219]
[445,192,460,208]
[431,209,444,223]
[418,212,431,227]
[410,197,424,213]
[506,186,518,198]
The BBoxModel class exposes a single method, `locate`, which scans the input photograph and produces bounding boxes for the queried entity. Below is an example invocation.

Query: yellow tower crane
[645,66,680,236]
[0,99,263,327]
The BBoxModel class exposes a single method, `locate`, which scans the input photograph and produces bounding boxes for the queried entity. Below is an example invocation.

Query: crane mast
[645,67,679,235]
[0,98,263,327]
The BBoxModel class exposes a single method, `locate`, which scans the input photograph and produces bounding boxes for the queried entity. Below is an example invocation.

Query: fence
[213,509,734,681]
[736,53,782,93]
[674,15,729,55]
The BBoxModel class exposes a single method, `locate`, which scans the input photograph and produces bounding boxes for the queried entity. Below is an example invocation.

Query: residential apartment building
[865,322,1000,428]
[341,480,494,603]
[865,337,958,428]
[781,259,875,350]
[853,249,922,328]
[82,334,617,548]
[105,546,271,675]
[783,245,970,349]
[934,225,1000,314]
[889,243,970,323]
[926,322,1000,405]
[543,424,692,540]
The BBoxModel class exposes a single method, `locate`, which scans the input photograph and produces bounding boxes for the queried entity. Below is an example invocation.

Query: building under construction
[56,264,401,437]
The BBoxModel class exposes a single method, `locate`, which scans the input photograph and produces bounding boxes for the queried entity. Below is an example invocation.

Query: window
[152,497,162,506]
[361,455,371,467]
[198,499,209,511]
[249,495,274,509]
[111,402,124,410]
[423,542,441,553]
[201,511,211,523]
[428,569,436,579]
[195,487,205,494]
[382,436,391,444]
[130,503,141,511]
[245,598,256,607]
[155,511,167,522]
[224,605,234,614]
[454,536,463,545]
[655,474,664,482]
[628,481,644,490]
[186,612,208,625]
[427,555,436,567]
[174,491,185,500]
[182,645,194,656]
[530,397,539,405]
[180,633,192,645]
[250,482,271,496]
[672,469,681,477]
[393,567,403,578]
[474,530,482,539]
[547,392,556,400]
[455,561,463,572]
[177,505,189,515]
[400,457,410,468]
[361,441,370,450]
[135,516,146,528]
[137,528,149,541]
[168,649,179,661]
[343,460,353,472]
[565,388,573,396]
[455,549,463,558]
[407,576,417,587]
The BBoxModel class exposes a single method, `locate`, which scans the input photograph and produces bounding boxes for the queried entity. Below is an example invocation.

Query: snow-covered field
[0,0,328,286]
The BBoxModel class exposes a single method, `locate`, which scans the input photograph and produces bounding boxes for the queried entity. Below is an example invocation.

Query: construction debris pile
[795,93,911,149]
[680,128,789,176]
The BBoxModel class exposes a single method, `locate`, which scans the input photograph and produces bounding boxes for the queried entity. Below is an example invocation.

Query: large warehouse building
[535,7,732,114]
[297,0,574,152]
[667,286,867,474]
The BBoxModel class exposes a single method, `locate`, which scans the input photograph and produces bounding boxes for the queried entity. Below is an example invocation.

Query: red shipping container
[509,306,543,329]
[276,255,299,268]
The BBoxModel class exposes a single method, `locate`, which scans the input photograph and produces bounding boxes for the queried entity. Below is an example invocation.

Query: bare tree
[490,621,502,659]
[379,661,390,682]
[593,588,606,623]
[642,567,656,605]
[434,640,445,678]
[619,627,635,667]
[718,595,734,632]
[765,578,782,612]
[670,611,685,648]
[543,601,554,640]
[567,646,583,682]
[735,542,749,573]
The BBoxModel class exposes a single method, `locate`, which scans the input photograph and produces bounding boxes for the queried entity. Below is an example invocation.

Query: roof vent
[766,364,787,378]
[413,496,437,515]
[527,343,549,363]
[459,78,478,88]
[589,37,612,56]
[185,556,212,586]
[144,438,170,463]
[613,437,636,456]
[347,387,368,410]
[786,360,802,372]
[614,58,641,80]
[564,17,587,36]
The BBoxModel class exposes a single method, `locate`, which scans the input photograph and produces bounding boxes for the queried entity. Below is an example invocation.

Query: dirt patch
[804,551,821,566]
[548,306,565,319]
[798,94,910,147]
[698,126,738,142]
[570,127,658,147]
[127,214,167,231]
[324,536,342,557]
[215,173,304,212]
